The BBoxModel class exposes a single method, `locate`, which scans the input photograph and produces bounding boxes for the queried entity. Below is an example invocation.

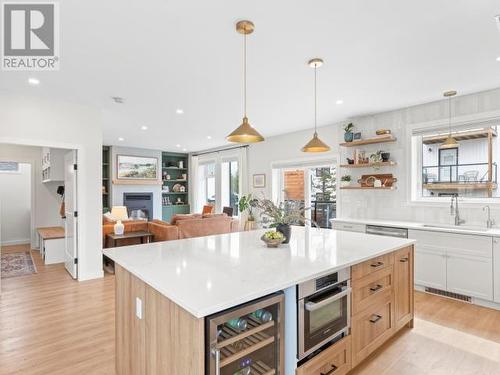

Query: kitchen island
[103,226,415,374]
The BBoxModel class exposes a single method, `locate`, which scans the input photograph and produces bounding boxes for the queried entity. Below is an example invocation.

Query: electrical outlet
[135,297,143,320]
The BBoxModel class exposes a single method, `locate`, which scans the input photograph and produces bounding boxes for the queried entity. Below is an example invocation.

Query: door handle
[370,284,383,292]
[321,364,338,375]
[211,346,220,375]
[369,314,382,323]
[370,261,384,268]
[399,257,409,263]
[305,288,351,312]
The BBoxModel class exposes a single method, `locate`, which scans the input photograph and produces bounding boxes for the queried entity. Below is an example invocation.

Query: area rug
[1,251,37,278]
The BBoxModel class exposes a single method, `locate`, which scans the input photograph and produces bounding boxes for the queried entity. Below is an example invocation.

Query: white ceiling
[1,0,500,152]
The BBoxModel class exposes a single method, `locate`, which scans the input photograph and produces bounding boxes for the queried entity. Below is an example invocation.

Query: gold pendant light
[302,58,331,153]
[440,90,459,149]
[226,20,264,143]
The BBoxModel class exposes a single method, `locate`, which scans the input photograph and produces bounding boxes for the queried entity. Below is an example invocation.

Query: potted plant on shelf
[340,175,352,187]
[254,198,315,244]
[344,123,354,142]
[238,194,258,231]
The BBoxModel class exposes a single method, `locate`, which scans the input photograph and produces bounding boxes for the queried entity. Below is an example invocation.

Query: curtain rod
[191,144,249,157]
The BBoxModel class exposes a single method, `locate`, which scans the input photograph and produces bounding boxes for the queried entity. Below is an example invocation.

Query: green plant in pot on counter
[238,194,258,230]
[344,122,354,142]
[254,198,315,244]
[261,230,285,248]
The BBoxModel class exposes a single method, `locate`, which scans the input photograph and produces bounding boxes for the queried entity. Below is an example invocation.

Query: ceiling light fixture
[176,144,181,148]
[28,77,40,86]
[183,148,187,152]
[496,56,500,62]
[176,108,184,114]
[207,135,212,140]
[140,125,148,130]
[118,137,125,141]
[226,20,264,144]
[440,90,459,149]
[336,99,344,105]
[302,58,331,153]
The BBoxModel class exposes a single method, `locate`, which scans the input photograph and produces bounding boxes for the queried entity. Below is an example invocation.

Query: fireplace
[123,193,153,220]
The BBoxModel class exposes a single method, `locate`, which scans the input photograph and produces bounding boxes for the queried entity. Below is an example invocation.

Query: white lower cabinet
[409,229,493,301]
[494,238,500,303]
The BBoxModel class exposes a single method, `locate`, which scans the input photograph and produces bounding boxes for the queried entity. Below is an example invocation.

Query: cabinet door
[394,246,414,330]
[494,238,500,303]
[296,336,351,375]
[414,244,446,290]
[447,253,493,301]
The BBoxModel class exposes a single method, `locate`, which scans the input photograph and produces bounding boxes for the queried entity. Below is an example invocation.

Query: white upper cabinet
[41,147,66,182]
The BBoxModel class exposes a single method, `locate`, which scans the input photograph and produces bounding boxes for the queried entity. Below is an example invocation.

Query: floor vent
[425,287,472,303]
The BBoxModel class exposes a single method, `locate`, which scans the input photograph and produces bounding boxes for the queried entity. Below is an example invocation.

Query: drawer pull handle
[400,258,409,263]
[370,261,384,268]
[369,314,382,323]
[321,364,338,375]
[370,284,383,292]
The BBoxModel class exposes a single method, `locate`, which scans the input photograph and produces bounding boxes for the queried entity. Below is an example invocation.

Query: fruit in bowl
[261,230,285,248]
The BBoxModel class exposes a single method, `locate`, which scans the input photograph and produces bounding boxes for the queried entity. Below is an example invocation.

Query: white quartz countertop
[103,227,415,318]
[332,217,500,237]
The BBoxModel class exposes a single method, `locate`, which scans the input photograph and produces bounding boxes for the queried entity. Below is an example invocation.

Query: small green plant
[344,123,354,133]
[238,194,257,220]
[341,175,352,182]
[263,230,284,241]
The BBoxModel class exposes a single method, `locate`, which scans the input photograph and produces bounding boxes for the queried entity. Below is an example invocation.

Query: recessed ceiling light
[111,96,125,104]
[176,108,184,114]
[182,148,187,152]
[28,77,40,86]
[496,56,500,62]
[118,137,124,141]
[336,99,344,105]
[176,144,181,148]
[140,125,148,130]
[207,135,212,139]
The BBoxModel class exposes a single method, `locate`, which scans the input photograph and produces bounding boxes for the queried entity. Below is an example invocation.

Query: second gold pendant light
[226,20,264,144]
[302,58,331,153]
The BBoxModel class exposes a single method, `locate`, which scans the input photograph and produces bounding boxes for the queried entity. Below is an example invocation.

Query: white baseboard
[1,238,31,246]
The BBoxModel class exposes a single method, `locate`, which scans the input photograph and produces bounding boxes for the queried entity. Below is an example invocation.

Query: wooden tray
[358,174,397,187]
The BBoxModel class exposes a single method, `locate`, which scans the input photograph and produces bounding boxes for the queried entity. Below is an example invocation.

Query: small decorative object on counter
[376,129,391,136]
[340,175,352,187]
[251,309,273,323]
[226,317,248,331]
[261,230,285,248]
[344,122,354,142]
[178,160,184,169]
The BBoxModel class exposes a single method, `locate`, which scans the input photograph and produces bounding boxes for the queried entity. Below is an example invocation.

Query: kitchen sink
[422,223,489,232]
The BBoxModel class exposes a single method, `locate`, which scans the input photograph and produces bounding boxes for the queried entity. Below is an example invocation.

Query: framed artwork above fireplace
[117,155,158,180]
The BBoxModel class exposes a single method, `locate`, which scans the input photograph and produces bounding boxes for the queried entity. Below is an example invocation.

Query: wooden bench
[37,227,65,264]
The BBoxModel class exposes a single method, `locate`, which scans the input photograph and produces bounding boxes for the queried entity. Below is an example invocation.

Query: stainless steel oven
[297,268,351,360]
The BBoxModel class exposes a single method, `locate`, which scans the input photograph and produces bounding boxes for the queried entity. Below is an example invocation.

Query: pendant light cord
[314,63,318,134]
[448,96,452,135]
[244,31,247,118]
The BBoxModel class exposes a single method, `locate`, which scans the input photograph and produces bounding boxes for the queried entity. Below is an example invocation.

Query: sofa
[102,214,239,248]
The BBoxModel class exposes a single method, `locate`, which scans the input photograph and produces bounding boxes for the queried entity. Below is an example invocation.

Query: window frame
[408,110,500,206]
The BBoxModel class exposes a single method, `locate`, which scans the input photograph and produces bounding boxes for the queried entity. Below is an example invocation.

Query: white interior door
[64,151,78,279]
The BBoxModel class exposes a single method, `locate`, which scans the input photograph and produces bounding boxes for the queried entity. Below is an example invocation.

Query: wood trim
[340,161,397,168]
[422,128,497,144]
[36,226,65,239]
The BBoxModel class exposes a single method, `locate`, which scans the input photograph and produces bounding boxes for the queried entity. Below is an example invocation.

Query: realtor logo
[2,2,60,70]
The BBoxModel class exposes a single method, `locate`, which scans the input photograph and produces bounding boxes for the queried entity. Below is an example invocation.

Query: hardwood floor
[1,244,500,374]
[0,244,115,375]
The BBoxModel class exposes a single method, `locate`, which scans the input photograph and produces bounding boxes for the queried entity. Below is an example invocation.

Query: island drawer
[351,293,394,366]
[352,253,394,280]
[296,336,351,375]
[352,266,393,315]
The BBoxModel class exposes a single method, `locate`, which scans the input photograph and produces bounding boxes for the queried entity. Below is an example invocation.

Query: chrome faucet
[450,195,465,226]
[483,206,495,229]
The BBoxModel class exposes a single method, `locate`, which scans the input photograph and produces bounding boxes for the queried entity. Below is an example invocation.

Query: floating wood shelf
[162,167,187,170]
[340,186,396,190]
[423,182,497,190]
[162,191,188,194]
[162,179,187,182]
[112,179,162,185]
[340,135,396,147]
[340,161,397,168]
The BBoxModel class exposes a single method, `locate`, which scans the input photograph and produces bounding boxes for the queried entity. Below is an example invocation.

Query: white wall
[110,146,162,220]
[0,94,103,281]
[0,144,64,247]
[248,87,500,227]
[0,163,31,245]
